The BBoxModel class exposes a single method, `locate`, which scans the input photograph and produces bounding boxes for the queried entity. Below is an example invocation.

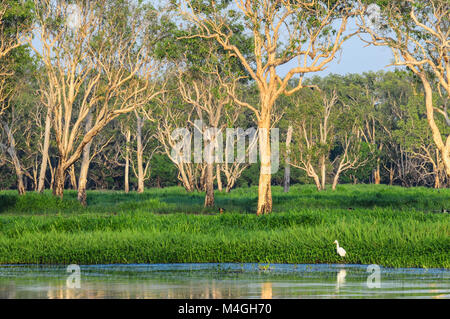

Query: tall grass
[0,185,448,267]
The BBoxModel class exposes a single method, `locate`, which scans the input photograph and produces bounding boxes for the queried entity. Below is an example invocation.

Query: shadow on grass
[0,194,17,213]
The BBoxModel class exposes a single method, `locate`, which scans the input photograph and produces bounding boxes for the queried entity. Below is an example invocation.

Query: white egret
[333,240,347,257]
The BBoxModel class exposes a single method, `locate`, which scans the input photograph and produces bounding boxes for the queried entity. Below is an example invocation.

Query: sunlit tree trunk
[421,76,450,178]
[53,160,65,198]
[136,114,145,193]
[374,160,381,185]
[77,111,93,206]
[37,108,51,192]
[204,163,214,207]
[216,164,222,192]
[257,113,272,216]
[69,165,77,190]
[320,155,326,190]
[124,129,131,193]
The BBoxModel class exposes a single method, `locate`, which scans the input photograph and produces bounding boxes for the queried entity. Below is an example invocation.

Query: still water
[0,263,449,299]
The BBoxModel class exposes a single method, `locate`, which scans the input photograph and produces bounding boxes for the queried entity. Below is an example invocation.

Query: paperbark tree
[177,64,235,206]
[29,0,161,200]
[357,0,450,177]
[153,84,202,192]
[131,111,159,193]
[290,89,337,190]
[180,0,360,214]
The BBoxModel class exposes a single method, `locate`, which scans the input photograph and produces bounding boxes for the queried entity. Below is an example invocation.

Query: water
[0,263,449,299]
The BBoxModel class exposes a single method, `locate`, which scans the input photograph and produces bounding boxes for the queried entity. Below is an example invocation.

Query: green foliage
[0,185,448,267]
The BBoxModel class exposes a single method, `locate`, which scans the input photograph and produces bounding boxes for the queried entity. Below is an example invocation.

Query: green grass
[0,184,449,268]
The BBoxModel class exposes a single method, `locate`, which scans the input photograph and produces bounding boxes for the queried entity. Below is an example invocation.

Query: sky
[277,21,398,78]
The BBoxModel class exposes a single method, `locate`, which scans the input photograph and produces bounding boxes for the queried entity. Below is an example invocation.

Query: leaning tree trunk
[283,125,292,193]
[69,165,77,190]
[136,114,145,193]
[421,76,450,178]
[77,111,93,206]
[256,115,272,216]
[37,108,51,192]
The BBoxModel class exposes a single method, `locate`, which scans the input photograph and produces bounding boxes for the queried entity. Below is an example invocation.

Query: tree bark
[420,75,450,178]
[283,125,292,193]
[124,129,131,193]
[53,160,65,198]
[216,164,222,192]
[69,165,77,190]
[320,154,326,190]
[256,118,272,216]
[374,161,381,185]
[204,163,214,207]
[37,108,51,192]
[136,114,145,193]
[77,111,93,206]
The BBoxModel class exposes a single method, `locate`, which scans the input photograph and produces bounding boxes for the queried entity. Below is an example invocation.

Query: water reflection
[0,264,449,299]
[336,269,347,292]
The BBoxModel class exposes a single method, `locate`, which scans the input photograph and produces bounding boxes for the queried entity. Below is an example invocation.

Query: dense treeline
[0,0,448,212]
[1,70,448,191]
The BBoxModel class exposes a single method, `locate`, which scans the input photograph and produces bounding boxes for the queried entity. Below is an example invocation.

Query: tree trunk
[11,150,25,195]
[53,160,65,198]
[312,171,322,191]
[179,167,194,192]
[37,108,51,192]
[136,114,145,193]
[124,129,130,193]
[332,171,340,190]
[69,165,77,190]
[256,119,272,216]
[283,125,292,193]
[320,154,326,190]
[204,163,214,207]
[420,76,450,178]
[77,111,93,206]
[216,164,222,192]
[1,121,25,195]
[374,161,381,185]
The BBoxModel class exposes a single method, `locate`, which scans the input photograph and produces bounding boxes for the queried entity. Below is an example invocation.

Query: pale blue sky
[286,36,397,78]
[277,20,398,78]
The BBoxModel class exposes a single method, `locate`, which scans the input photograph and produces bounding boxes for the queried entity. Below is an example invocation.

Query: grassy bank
[0,185,449,268]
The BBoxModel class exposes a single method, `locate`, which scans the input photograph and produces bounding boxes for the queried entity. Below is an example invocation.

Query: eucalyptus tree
[179,0,362,214]
[28,0,162,201]
[357,0,450,177]
[148,13,251,205]
[288,88,336,190]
